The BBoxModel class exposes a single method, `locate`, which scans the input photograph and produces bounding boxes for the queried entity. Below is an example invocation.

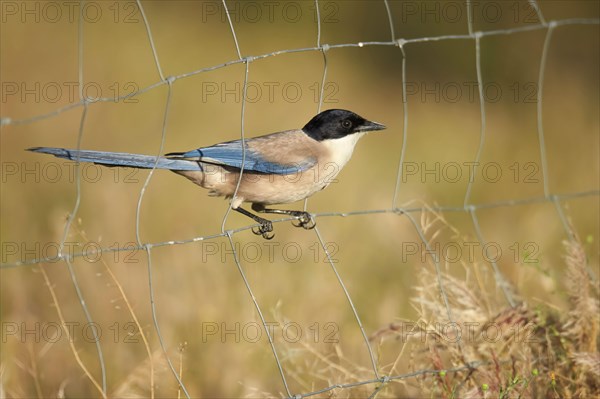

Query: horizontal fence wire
[2,191,597,270]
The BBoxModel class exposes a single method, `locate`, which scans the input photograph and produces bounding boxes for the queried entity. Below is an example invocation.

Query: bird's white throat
[321,132,366,170]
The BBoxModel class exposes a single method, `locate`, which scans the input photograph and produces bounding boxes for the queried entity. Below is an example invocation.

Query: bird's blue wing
[168,139,315,175]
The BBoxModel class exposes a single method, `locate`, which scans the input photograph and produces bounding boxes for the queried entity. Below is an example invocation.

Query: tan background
[1,1,599,397]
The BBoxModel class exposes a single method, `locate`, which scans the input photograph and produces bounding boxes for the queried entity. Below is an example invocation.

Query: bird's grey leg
[234,207,274,239]
[251,204,315,230]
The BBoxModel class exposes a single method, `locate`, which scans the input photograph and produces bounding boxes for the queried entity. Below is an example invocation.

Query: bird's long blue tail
[28,147,202,171]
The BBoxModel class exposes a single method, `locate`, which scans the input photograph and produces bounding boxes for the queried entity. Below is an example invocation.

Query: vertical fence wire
[57,2,107,393]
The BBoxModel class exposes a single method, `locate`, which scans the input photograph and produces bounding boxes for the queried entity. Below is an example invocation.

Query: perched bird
[29,109,385,239]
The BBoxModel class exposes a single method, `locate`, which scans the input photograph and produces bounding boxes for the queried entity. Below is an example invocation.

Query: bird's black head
[302,109,386,141]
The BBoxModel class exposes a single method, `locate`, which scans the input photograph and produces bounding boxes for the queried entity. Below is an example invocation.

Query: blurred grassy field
[1,1,599,397]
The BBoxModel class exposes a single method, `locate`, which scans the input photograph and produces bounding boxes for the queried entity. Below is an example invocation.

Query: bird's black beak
[357,120,386,133]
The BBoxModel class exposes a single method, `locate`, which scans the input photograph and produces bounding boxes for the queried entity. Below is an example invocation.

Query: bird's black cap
[302,109,386,141]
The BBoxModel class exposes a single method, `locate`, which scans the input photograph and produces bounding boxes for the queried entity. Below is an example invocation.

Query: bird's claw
[252,221,274,240]
[262,231,275,240]
[292,212,316,230]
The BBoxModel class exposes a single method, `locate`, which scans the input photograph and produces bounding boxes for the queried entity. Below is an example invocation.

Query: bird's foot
[291,211,316,230]
[251,220,274,240]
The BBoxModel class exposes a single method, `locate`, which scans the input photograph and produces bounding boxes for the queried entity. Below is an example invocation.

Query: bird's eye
[341,120,352,129]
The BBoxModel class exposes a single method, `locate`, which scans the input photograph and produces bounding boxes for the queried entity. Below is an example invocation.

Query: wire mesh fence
[1,1,599,397]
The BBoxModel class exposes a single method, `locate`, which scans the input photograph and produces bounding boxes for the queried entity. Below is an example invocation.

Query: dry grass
[256,216,600,398]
